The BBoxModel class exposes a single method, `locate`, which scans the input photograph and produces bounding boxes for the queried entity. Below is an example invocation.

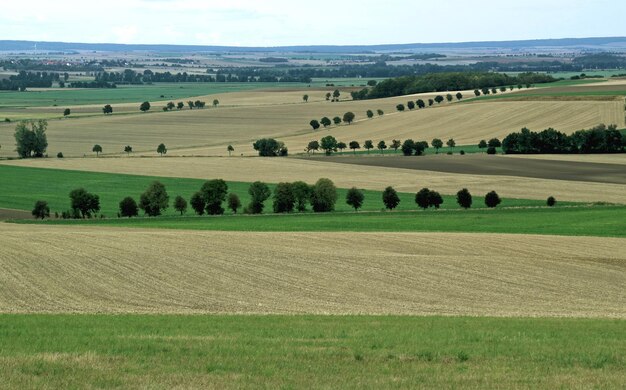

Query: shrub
[382,186,400,210]
[486,146,497,155]
[310,178,337,212]
[485,191,501,208]
[547,196,556,207]
[345,187,365,211]
[31,200,50,219]
[273,182,295,213]
[119,196,139,218]
[456,188,472,209]
[460,150,465,155]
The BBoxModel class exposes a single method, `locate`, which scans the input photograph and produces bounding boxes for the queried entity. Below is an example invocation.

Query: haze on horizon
[1,0,625,47]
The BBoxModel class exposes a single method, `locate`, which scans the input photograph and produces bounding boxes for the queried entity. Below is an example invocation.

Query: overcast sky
[1,0,625,46]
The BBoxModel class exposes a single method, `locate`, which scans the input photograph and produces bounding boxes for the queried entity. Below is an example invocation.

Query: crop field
[4,157,626,203]
[1,315,624,389]
[472,81,626,101]
[503,153,626,165]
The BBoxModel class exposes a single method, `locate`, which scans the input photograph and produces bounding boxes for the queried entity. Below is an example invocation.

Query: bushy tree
[382,186,400,210]
[456,92,463,100]
[486,146,497,155]
[157,143,167,156]
[310,178,337,212]
[119,196,139,217]
[303,94,309,103]
[167,102,175,110]
[190,191,205,215]
[326,92,332,101]
[291,181,312,212]
[377,140,387,154]
[253,138,287,157]
[407,101,415,110]
[343,111,355,124]
[124,145,133,155]
[547,196,556,207]
[484,191,501,208]
[213,99,219,107]
[247,181,271,214]
[396,104,405,112]
[227,193,241,214]
[474,89,481,96]
[428,99,434,106]
[446,94,453,102]
[92,144,102,156]
[391,139,401,153]
[478,140,487,149]
[273,182,295,213]
[14,120,48,158]
[70,188,100,218]
[320,117,331,127]
[177,102,184,110]
[401,139,415,156]
[446,139,455,149]
[416,99,425,108]
[337,141,347,152]
[63,108,71,117]
[227,145,234,156]
[377,109,384,116]
[200,179,228,215]
[431,138,443,153]
[307,140,320,154]
[415,188,431,209]
[102,104,113,114]
[434,95,444,104]
[364,140,374,154]
[346,187,364,211]
[414,141,429,156]
[349,140,360,154]
[456,188,472,209]
[488,138,501,148]
[32,200,50,219]
[139,181,169,216]
[140,101,151,112]
[333,89,341,100]
[310,119,320,130]
[333,116,342,125]
[366,109,374,118]
[320,135,338,155]
[428,190,443,209]
[174,195,187,215]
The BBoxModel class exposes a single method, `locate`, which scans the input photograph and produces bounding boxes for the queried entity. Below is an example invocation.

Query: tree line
[0,71,60,91]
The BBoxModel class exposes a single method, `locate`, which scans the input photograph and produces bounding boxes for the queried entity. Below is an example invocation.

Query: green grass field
[19,205,625,238]
[470,89,626,102]
[0,315,623,388]
[0,165,553,217]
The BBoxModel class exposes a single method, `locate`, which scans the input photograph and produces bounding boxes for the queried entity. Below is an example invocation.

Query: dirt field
[3,157,626,203]
[503,153,626,165]
[0,209,31,220]
[319,154,626,185]
[0,224,624,317]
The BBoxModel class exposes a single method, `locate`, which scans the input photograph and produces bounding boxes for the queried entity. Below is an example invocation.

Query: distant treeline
[0,70,60,91]
[502,124,625,154]
[350,72,556,100]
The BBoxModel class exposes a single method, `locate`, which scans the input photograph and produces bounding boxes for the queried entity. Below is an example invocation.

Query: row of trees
[309,111,357,130]
[502,124,625,154]
[304,137,463,156]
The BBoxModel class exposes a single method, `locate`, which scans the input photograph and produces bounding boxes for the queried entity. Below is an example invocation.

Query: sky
[1,0,625,47]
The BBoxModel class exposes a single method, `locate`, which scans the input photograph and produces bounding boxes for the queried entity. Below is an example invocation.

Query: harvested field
[319,154,626,185]
[503,153,626,165]
[0,224,624,317]
[4,157,626,203]
[0,209,31,221]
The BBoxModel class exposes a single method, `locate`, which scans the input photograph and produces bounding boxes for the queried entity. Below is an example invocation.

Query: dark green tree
[139,181,169,216]
[167,102,175,110]
[382,186,400,210]
[377,140,387,154]
[456,92,463,100]
[92,144,102,156]
[415,188,431,209]
[157,143,167,156]
[343,112,355,124]
[547,196,556,207]
[310,178,337,212]
[416,99,425,108]
[303,94,309,103]
[488,138,502,148]
[174,195,187,215]
[190,191,206,215]
[366,109,374,118]
[291,181,312,212]
[428,98,434,106]
[213,99,219,107]
[307,140,320,154]
[119,196,139,217]
[253,138,287,157]
[227,193,241,214]
[474,89,481,96]
[70,188,100,218]
[310,119,321,130]
[401,139,415,156]
[140,101,151,112]
[320,116,332,127]
[349,140,360,154]
[391,139,401,153]
[177,102,184,110]
[456,188,472,209]
[407,101,415,110]
[320,135,338,155]
[478,140,488,149]
[63,108,70,117]
[102,104,113,114]
[200,179,228,215]
[446,94,453,102]
[446,138,456,149]
[333,116,342,125]
[363,140,374,154]
[247,181,271,214]
[434,95,444,104]
[273,182,295,213]
[227,145,234,156]
[31,200,50,219]
[428,190,443,209]
[484,191,501,208]
[124,145,133,155]
[377,109,384,116]
[431,138,443,153]
[345,187,364,211]
[414,141,429,156]
[332,89,341,100]
[14,120,48,158]
[396,104,405,111]
[337,141,347,153]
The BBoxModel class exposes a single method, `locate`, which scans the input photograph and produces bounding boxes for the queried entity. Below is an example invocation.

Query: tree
[325,92,331,101]
[446,94,453,102]
[194,100,206,109]
[391,139,401,153]
[491,88,498,94]
[139,181,169,216]
[177,102,184,110]
[367,80,377,86]
[310,178,337,212]
[253,138,287,157]
[446,138,455,149]
[478,140,487,149]
[500,86,507,92]
[273,182,295,213]
[14,120,48,158]
[227,193,241,214]
[247,181,271,214]
[200,179,228,215]
[547,196,556,207]
[401,139,415,156]
[140,101,151,112]
[162,106,168,112]
[332,89,341,100]
[320,135,338,155]
[102,104,113,114]
[167,102,175,110]
[456,92,463,100]
[481,87,490,95]
[488,138,502,148]
[377,140,387,154]
[63,108,71,117]
[213,99,220,107]
[456,188,472,209]
[92,144,102,157]
[407,101,415,110]
[320,117,331,127]
[364,140,374,154]
[310,119,321,131]
[415,141,429,156]
[303,94,309,103]
[396,104,405,112]
[306,140,320,154]
[119,196,139,218]
[487,146,497,155]
[428,191,443,209]
[343,112,355,124]
[333,116,342,125]
[291,181,311,212]
[484,191,501,208]
[431,138,443,153]
[349,141,360,154]
[428,98,434,106]
[415,188,431,209]
[416,99,425,109]
[70,188,100,218]
[174,195,187,215]
[346,187,364,211]
[124,145,133,156]
[227,145,234,156]
[187,101,194,109]
[366,109,374,118]
[474,89,481,97]
[190,192,205,215]
[382,186,400,210]
[157,143,167,156]
[31,200,50,219]
[377,109,384,116]
[434,95,444,104]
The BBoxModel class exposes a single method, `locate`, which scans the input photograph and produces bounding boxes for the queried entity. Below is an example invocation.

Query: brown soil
[0,209,31,220]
